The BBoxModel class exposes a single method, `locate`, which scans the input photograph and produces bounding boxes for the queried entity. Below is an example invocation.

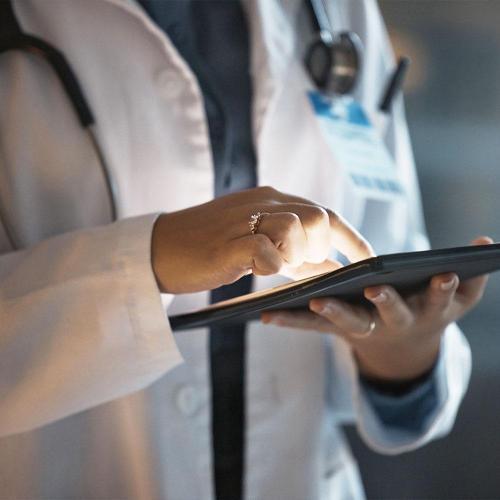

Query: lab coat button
[175,385,200,417]
[155,69,183,99]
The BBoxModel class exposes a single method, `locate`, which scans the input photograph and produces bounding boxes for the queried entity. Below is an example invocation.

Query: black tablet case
[170,243,500,331]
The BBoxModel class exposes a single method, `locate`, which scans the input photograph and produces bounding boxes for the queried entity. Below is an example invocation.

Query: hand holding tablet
[171,237,497,382]
[263,237,493,382]
[171,237,499,332]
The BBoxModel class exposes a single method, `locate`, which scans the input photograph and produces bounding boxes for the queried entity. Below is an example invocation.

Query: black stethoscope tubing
[0,35,118,250]
[0,32,118,245]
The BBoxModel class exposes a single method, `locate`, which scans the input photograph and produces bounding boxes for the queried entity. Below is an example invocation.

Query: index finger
[270,190,375,262]
[325,208,375,262]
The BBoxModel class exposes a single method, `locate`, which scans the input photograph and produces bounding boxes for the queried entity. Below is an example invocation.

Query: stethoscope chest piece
[305,30,362,96]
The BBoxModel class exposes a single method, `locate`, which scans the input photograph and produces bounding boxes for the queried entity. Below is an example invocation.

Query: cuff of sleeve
[114,213,183,379]
[360,355,440,434]
[353,323,471,454]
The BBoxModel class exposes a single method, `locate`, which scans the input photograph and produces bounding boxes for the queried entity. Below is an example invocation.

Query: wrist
[151,213,171,293]
[353,333,442,383]
[360,359,438,396]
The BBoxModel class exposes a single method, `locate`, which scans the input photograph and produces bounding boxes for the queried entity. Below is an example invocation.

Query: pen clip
[379,56,410,114]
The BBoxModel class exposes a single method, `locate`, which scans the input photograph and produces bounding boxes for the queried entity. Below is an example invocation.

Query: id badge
[308,91,404,201]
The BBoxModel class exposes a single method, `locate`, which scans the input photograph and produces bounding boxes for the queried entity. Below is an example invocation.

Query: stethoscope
[0,0,374,250]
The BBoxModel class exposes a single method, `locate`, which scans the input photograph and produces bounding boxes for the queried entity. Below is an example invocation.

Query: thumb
[456,235,494,307]
[471,236,494,246]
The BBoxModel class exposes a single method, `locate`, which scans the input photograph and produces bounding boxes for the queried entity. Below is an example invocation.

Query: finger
[364,286,414,333]
[297,205,331,263]
[256,212,307,267]
[456,274,489,309]
[280,203,375,263]
[281,259,343,280]
[471,236,494,246]
[455,236,493,308]
[226,234,283,276]
[422,273,460,319]
[261,309,338,333]
[325,208,375,262]
[258,194,375,262]
[273,203,331,263]
[309,298,374,337]
[242,191,374,263]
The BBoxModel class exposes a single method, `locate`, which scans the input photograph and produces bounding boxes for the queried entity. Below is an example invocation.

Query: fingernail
[311,301,338,315]
[264,314,284,325]
[369,291,387,304]
[440,277,457,291]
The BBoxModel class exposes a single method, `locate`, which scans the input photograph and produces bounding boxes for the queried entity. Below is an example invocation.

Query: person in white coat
[0,0,490,499]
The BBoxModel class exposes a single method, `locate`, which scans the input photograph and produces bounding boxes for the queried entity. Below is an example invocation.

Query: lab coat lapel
[109,0,297,146]
[103,0,298,171]
[244,0,301,143]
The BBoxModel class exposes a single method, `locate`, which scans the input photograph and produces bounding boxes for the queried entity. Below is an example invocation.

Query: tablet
[169,243,500,331]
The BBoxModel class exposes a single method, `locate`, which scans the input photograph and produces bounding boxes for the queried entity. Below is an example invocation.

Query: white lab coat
[0,0,471,499]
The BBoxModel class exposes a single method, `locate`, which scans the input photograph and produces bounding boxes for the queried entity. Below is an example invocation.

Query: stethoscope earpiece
[305,30,362,96]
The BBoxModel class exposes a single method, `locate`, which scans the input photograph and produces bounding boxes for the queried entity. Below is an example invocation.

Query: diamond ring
[249,212,266,235]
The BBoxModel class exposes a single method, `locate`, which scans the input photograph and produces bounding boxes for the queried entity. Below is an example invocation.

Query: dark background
[346,1,500,498]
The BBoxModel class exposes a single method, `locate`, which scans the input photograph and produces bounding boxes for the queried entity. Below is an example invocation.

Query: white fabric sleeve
[0,214,183,437]
[355,323,471,453]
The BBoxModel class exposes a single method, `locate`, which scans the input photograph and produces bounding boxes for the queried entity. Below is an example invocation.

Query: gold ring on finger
[351,318,376,339]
